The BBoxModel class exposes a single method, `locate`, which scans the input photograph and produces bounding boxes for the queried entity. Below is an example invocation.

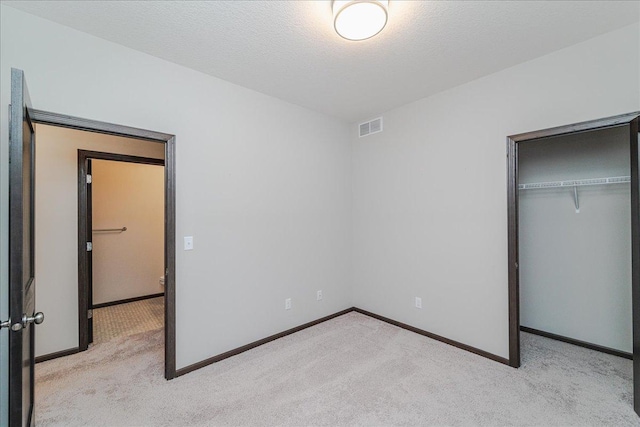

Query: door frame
[78,150,165,349]
[507,111,640,411]
[29,109,177,380]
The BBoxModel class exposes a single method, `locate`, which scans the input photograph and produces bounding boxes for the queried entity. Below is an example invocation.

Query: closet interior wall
[518,126,631,353]
[91,159,165,305]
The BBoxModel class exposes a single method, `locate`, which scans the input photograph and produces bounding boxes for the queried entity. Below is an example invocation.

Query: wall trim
[92,293,165,309]
[176,308,355,377]
[35,348,80,364]
[30,109,173,142]
[177,306,510,378]
[508,112,640,143]
[354,308,510,365]
[521,327,632,360]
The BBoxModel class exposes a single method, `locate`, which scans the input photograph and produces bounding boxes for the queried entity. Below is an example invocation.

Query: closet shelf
[518,176,630,190]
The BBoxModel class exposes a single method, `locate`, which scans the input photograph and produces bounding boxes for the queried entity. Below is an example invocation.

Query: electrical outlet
[285,298,292,310]
[184,236,193,251]
[415,297,422,309]
[317,290,323,301]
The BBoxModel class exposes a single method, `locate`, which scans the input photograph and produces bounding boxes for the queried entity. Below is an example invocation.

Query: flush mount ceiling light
[333,0,389,41]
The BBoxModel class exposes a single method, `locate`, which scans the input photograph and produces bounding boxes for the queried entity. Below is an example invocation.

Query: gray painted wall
[518,126,631,352]
[0,3,638,424]
[351,23,639,359]
[1,6,353,422]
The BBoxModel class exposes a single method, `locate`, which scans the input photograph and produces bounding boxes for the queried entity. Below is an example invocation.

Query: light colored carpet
[93,297,164,344]
[35,312,639,426]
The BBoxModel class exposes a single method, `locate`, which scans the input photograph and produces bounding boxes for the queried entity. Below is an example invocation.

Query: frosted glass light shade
[333,0,389,41]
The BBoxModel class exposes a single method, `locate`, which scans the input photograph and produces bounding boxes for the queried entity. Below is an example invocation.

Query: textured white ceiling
[4,1,639,122]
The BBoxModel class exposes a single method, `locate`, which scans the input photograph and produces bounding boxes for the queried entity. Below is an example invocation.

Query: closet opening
[507,112,640,415]
[77,151,165,350]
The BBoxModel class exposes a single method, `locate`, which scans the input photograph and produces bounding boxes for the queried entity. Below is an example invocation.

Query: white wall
[34,125,165,357]
[351,23,639,359]
[0,2,353,387]
[92,159,165,305]
[519,127,631,352]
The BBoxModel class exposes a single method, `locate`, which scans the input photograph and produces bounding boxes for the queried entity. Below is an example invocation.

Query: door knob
[21,312,45,327]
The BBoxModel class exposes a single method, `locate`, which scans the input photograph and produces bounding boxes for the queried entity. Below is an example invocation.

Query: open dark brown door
[8,69,43,426]
[631,117,640,416]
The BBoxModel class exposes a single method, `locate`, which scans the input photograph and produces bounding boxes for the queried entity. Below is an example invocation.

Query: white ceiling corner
[4,0,639,122]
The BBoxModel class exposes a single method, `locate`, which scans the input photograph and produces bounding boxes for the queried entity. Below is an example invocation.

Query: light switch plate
[184,236,194,251]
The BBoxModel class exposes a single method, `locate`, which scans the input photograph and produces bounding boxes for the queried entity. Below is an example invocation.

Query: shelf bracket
[573,184,580,213]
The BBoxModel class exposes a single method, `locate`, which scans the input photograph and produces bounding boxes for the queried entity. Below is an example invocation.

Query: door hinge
[88,309,93,319]
[86,174,92,184]
[86,242,93,252]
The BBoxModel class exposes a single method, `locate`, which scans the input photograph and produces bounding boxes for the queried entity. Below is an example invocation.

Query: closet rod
[518,176,630,190]
[93,226,127,233]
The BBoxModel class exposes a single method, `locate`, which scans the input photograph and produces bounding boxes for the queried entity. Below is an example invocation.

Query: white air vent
[359,117,383,138]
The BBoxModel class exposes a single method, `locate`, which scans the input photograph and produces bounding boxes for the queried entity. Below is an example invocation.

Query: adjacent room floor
[35,312,638,426]
[92,296,164,344]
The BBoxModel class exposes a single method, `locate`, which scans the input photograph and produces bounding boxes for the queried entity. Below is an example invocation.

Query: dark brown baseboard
[92,292,164,309]
[520,326,632,360]
[354,308,510,366]
[175,307,356,377]
[177,306,510,378]
[35,347,80,364]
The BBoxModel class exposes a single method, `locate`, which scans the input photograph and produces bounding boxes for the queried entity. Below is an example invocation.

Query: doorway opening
[31,111,177,380]
[78,151,165,348]
[507,112,640,414]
